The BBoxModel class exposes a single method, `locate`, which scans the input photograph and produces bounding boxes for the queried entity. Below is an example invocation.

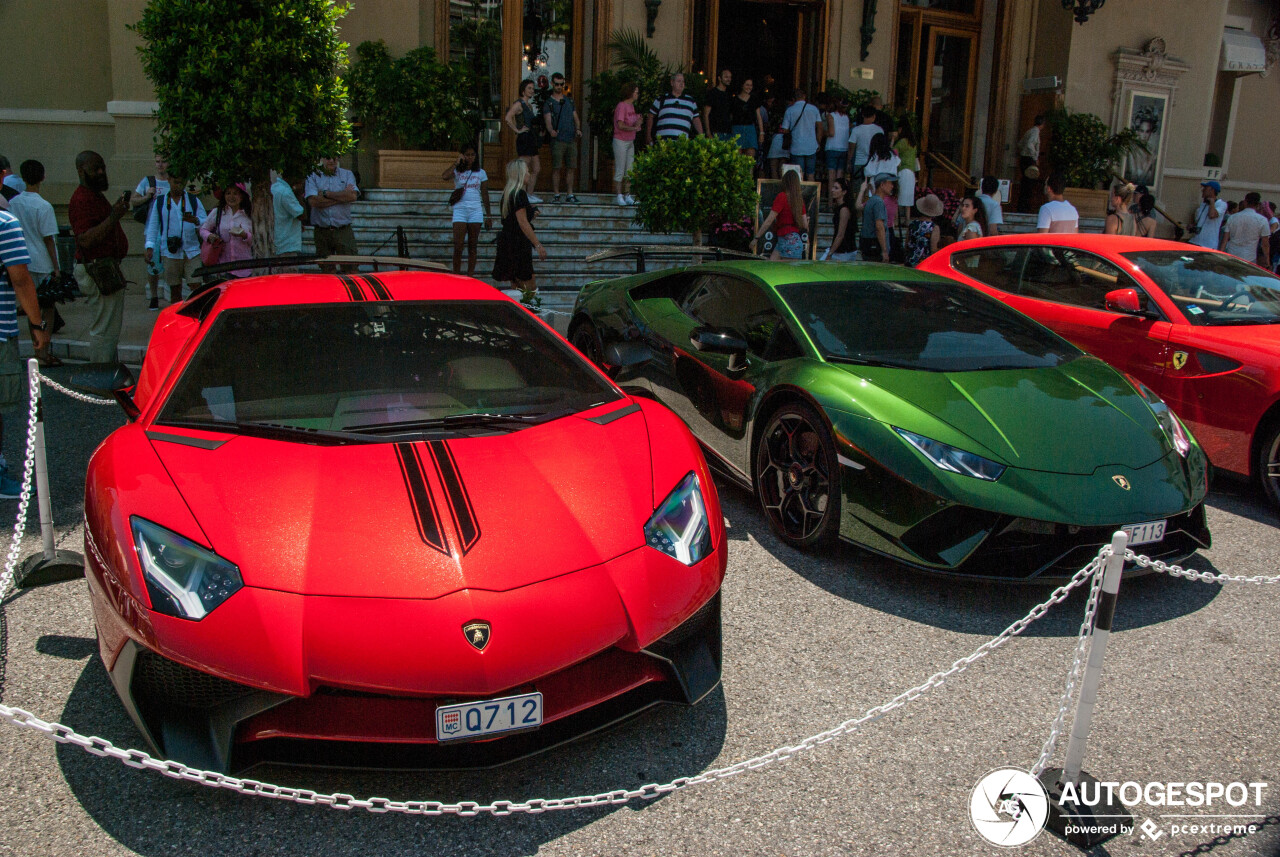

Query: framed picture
[1122,91,1168,191]
[755,178,821,259]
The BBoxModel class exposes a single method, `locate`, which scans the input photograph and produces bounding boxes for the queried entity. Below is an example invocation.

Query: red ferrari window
[156,301,622,439]
[1124,250,1280,326]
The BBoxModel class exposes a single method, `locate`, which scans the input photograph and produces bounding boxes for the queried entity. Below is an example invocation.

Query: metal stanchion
[17,359,84,588]
[1038,530,1133,849]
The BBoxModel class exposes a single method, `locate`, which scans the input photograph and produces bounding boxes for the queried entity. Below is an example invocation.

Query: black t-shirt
[705,88,733,134]
[729,96,755,127]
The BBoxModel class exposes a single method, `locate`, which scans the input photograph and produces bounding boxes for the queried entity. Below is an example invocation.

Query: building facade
[3,0,1277,232]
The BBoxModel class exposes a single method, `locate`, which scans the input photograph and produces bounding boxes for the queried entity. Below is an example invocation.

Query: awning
[1220,30,1267,73]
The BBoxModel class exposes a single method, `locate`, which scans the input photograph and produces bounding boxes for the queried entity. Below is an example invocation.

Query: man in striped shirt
[0,209,50,497]
[645,73,704,144]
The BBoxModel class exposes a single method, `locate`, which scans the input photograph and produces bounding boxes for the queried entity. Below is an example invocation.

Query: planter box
[1064,187,1109,220]
[377,149,457,189]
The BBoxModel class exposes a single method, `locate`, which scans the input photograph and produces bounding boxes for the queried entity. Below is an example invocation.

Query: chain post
[1038,531,1132,850]
[15,363,84,589]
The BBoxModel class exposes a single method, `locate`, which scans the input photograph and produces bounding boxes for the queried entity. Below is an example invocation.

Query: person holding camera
[144,173,206,307]
[69,150,129,364]
[441,143,491,276]
[1188,180,1227,249]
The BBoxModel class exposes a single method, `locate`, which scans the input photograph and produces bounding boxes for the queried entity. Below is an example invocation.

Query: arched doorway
[694,0,827,99]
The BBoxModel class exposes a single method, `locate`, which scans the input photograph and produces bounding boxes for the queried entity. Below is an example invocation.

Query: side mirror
[1105,288,1143,315]
[70,363,139,421]
[690,327,748,356]
[605,341,654,369]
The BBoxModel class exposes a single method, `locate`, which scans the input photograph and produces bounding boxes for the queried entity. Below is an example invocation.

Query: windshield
[158,301,621,438]
[1124,251,1280,326]
[777,279,1080,371]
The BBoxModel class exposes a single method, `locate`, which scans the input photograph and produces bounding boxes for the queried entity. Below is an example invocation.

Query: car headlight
[131,517,243,620]
[1132,381,1191,458]
[644,472,713,566]
[894,428,1006,481]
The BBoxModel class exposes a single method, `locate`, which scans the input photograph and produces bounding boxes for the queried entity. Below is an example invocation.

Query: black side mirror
[690,327,748,355]
[70,363,139,420]
[605,341,654,368]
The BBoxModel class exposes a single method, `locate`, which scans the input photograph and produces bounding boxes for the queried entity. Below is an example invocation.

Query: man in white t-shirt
[781,89,822,181]
[1222,192,1271,267]
[131,155,171,307]
[7,160,61,366]
[1036,173,1079,234]
[1189,180,1227,249]
[978,176,1004,237]
[847,106,881,183]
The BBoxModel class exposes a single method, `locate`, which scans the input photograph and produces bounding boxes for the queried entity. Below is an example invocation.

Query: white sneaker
[528,194,543,204]
[616,194,627,206]
[625,194,637,205]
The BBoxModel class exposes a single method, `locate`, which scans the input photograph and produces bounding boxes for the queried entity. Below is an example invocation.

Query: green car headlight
[131,517,243,620]
[894,428,1006,482]
[644,472,713,565]
[1132,380,1191,458]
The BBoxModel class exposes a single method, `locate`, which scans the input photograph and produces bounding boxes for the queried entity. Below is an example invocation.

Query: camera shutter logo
[969,768,1050,847]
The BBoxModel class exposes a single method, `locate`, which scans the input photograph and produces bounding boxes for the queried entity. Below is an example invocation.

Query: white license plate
[435,692,543,742]
[1123,520,1166,546]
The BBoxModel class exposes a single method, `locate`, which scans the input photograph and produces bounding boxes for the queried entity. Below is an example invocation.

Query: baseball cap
[1201,180,1221,193]
[873,172,897,185]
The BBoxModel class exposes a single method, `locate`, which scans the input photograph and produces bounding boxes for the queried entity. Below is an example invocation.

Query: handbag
[781,101,805,150]
[84,257,127,296]
[200,206,224,266]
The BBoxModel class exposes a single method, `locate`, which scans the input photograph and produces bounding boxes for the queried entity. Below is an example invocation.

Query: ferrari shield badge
[1112,475,1131,490]
[1172,351,1188,370]
[463,621,491,651]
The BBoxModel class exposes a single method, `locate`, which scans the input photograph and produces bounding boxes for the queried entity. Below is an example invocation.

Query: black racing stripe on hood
[427,440,480,555]
[393,443,448,554]
[336,274,365,302]
[361,273,393,301]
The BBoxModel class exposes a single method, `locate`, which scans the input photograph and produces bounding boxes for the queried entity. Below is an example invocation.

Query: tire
[1257,419,1280,510]
[569,318,604,368]
[754,401,841,549]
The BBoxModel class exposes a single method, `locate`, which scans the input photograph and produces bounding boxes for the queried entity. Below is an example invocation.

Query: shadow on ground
[714,477,1223,638]
[51,644,727,857]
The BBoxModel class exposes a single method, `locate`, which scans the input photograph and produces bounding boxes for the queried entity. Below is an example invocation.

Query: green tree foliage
[133,0,353,258]
[1047,108,1145,189]
[630,137,756,241]
[347,41,480,150]
[586,29,700,143]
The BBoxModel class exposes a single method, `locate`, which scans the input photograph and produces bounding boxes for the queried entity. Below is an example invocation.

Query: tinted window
[680,274,783,357]
[1124,250,1280,326]
[159,301,621,435]
[952,247,1024,294]
[777,279,1079,371]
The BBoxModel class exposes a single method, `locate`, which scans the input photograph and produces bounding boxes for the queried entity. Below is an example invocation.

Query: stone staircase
[315,190,1105,320]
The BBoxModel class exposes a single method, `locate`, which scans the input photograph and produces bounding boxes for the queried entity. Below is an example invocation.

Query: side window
[951,248,1025,295]
[680,274,780,357]
[1021,247,1151,312]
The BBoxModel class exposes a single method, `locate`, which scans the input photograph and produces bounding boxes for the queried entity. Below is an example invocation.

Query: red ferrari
[920,236,1280,507]
[83,268,725,773]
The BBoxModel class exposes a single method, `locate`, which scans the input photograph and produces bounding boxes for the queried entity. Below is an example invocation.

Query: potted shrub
[1046,108,1145,218]
[630,136,756,244]
[348,40,480,188]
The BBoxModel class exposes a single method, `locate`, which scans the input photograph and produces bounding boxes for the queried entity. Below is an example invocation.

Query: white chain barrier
[1,368,1278,816]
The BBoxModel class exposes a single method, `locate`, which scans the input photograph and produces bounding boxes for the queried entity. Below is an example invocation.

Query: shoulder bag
[200,206,225,266]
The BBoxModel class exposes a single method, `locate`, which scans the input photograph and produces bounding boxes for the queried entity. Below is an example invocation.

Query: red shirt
[69,186,128,262]
[771,192,799,236]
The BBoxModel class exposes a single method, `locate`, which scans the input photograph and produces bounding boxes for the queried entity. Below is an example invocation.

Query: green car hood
[834,357,1168,475]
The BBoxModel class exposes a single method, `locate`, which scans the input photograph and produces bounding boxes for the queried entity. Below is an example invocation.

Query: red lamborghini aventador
[84,269,725,773]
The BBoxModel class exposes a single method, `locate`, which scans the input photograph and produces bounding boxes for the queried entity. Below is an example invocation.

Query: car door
[642,272,786,478]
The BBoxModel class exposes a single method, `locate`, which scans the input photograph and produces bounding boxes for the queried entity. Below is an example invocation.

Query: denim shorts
[789,153,816,175]
[825,148,848,171]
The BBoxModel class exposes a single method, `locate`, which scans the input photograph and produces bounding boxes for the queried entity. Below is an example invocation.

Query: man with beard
[69,151,129,363]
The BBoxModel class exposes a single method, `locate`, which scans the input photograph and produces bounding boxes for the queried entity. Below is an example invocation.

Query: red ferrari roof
[212,270,506,311]
[933,234,1198,254]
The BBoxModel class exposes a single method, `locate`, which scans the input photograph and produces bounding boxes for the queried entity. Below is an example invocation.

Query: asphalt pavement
[1,374,1279,857]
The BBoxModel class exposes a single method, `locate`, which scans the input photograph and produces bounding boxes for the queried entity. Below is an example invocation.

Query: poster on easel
[754,175,820,259]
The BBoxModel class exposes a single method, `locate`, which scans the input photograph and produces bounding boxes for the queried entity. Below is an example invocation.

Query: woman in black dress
[492,159,547,296]
[503,79,543,203]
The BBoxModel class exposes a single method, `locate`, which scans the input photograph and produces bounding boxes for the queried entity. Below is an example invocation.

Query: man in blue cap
[1189,180,1227,249]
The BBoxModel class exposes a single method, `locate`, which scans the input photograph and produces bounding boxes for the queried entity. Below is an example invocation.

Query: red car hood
[150,411,654,599]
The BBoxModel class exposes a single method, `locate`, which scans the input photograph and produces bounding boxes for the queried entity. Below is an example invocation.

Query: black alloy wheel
[1257,421,1280,511]
[569,319,604,368]
[755,402,840,548]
